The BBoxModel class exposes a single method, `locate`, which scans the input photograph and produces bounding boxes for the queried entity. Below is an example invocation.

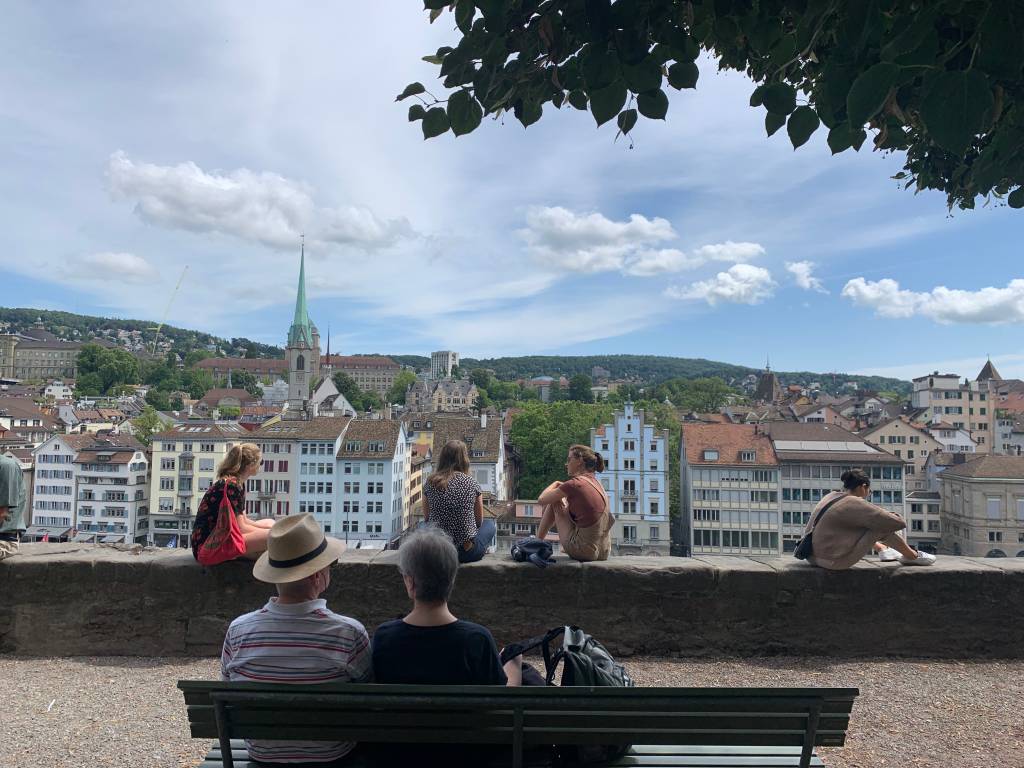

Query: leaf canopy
[401,0,1024,211]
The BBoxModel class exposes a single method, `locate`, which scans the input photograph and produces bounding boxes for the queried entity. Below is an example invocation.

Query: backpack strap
[809,493,845,531]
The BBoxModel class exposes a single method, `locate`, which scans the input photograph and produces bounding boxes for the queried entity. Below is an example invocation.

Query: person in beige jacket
[804,469,936,570]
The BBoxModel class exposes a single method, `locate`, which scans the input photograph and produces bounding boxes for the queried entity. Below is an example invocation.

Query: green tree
[231,369,263,398]
[182,368,215,400]
[450,364,462,380]
[653,377,736,412]
[145,388,171,411]
[568,374,594,403]
[332,372,363,405]
[469,368,492,389]
[402,2,1024,211]
[218,405,241,419]
[509,401,615,499]
[75,372,103,397]
[183,349,211,368]
[387,370,418,404]
[131,406,165,447]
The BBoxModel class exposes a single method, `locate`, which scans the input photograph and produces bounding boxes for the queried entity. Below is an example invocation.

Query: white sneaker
[878,547,902,562]
[899,550,936,566]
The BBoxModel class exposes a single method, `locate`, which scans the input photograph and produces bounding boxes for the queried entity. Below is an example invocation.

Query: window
[160,458,176,471]
[927,520,940,533]
[623,440,636,451]
[622,501,636,515]
[623,480,636,495]
[911,520,923,531]
[650,501,659,516]
[622,524,637,541]
[989,531,1003,542]
[987,498,1002,520]
[1017,499,1024,521]
[703,450,719,461]
[159,478,174,491]
[740,450,756,462]
[198,458,214,472]
[649,526,660,540]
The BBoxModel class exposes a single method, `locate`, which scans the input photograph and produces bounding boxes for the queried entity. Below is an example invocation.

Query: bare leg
[240,529,269,560]
[250,518,276,529]
[537,499,570,540]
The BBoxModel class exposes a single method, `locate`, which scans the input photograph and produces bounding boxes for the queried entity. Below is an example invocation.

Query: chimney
[480,412,487,429]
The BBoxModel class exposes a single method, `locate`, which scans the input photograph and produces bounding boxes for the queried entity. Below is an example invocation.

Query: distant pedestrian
[536,444,612,562]
[0,453,27,561]
[192,443,274,564]
[804,468,936,569]
[422,439,495,563]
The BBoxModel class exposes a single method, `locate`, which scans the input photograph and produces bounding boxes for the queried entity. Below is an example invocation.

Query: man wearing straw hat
[221,514,371,765]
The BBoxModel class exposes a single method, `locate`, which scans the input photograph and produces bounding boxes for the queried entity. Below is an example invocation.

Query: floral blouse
[190,477,245,560]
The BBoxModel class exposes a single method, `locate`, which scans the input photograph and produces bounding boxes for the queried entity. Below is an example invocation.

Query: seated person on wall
[421,439,496,564]
[221,513,371,766]
[536,444,612,562]
[192,443,275,563]
[806,469,936,569]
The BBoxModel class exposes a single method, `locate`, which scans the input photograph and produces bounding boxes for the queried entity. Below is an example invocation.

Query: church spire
[288,236,313,348]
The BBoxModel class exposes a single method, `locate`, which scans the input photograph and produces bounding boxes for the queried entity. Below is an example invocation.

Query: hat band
[268,537,329,569]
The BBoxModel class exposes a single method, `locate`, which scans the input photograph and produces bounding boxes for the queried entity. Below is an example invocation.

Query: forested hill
[0,307,282,359]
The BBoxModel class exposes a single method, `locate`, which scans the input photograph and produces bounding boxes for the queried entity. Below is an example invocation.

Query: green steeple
[288,239,314,348]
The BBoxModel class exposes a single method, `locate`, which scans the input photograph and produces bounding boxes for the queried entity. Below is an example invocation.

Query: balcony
[176,488,193,497]
[258,489,277,499]
[174,508,192,519]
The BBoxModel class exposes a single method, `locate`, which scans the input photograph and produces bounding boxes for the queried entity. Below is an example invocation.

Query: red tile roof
[681,423,778,465]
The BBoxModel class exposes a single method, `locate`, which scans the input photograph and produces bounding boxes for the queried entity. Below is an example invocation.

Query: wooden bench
[179,681,858,768]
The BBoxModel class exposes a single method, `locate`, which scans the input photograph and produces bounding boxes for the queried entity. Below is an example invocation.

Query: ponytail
[569,444,605,473]
[217,442,262,479]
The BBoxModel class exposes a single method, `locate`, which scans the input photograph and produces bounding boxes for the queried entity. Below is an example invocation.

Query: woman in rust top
[536,444,612,562]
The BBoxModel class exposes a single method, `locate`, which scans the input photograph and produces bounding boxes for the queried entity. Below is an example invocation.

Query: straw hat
[252,514,346,584]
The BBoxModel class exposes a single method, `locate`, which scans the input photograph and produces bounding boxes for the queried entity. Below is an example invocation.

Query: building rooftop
[197,388,259,407]
[681,423,778,465]
[336,419,402,458]
[323,354,400,370]
[151,422,248,440]
[940,454,1024,480]
[255,416,353,441]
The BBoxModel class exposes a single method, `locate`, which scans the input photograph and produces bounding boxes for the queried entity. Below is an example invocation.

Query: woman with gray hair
[371,526,521,686]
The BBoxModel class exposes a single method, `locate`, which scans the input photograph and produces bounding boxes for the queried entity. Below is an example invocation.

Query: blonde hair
[217,443,262,479]
[428,440,470,491]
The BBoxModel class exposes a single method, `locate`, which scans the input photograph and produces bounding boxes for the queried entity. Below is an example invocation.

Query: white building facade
[430,350,459,380]
[592,403,669,556]
[336,420,408,545]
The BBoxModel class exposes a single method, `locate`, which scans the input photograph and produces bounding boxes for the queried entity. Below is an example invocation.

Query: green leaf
[765,111,786,137]
[423,0,448,9]
[975,3,1024,80]
[421,107,450,139]
[581,46,619,90]
[786,106,820,149]
[455,0,475,34]
[749,85,764,107]
[621,56,662,94]
[617,108,638,135]
[637,89,669,120]
[514,98,543,128]
[567,90,588,110]
[667,62,699,90]
[396,82,426,102]
[920,70,994,156]
[408,104,427,122]
[827,122,854,154]
[589,80,627,126]
[760,83,796,115]
[421,54,444,65]
[881,9,937,60]
[447,90,483,136]
[1008,188,1024,209]
[846,62,899,126]
[850,127,867,151]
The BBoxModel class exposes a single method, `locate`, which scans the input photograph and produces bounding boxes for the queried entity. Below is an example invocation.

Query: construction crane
[151,265,189,357]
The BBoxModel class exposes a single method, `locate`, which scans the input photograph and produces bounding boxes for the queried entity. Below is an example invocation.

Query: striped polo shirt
[221,597,372,764]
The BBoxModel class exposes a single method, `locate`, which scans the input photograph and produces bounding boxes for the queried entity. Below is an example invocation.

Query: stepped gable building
[939,454,1024,558]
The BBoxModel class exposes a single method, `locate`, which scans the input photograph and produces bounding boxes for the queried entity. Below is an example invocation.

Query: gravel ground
[1,656,1020,767]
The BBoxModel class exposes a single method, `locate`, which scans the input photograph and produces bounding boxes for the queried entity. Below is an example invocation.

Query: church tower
[285,239,321,419]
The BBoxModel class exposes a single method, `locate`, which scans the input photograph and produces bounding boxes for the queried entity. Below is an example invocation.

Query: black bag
[502,626,634,765]
[510,536,556,568]
[793,494,844,560]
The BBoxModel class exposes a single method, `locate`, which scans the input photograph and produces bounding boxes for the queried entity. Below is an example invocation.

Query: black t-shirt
[371,619,507,685]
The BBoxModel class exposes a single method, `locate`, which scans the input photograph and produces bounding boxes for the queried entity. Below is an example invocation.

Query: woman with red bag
[191,443,274,565]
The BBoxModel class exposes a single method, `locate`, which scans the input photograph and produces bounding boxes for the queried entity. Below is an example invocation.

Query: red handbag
[197,479,247,566]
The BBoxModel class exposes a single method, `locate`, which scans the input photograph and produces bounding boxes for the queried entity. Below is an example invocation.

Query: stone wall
[1,543,1022,658]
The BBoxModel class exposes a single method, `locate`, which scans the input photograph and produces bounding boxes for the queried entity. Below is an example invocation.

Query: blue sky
[2,2,1022,381]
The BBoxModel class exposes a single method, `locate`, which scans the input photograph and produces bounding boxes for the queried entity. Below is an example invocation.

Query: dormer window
[740,450,756,463]
[703,450,719,461]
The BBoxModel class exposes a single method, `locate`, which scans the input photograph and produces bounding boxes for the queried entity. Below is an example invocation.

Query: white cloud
[107,152,411,250]
[692,241,765,263]
[667,264,776,306]
[73,252,159,284]
[520,206,677,274]
[624,248,704,276]
[842,277,1024,324]
[786,260,827,293]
